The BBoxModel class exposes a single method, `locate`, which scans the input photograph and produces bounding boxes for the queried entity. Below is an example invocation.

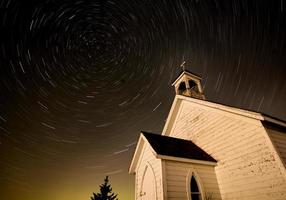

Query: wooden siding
[166,100,286,199]
[165,160,221,200]
[135,143,163,200]
[267,128,286,167]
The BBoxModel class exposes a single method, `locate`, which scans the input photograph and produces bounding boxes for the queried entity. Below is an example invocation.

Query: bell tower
[172,62,205,100]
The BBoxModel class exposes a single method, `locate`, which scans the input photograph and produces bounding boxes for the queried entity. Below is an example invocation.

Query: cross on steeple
[180,61,186,71]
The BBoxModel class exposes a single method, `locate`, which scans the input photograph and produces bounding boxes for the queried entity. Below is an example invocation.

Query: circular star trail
[0,1,286,200]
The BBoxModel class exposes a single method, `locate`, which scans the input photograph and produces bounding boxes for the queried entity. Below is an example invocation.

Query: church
[129,69,286,200]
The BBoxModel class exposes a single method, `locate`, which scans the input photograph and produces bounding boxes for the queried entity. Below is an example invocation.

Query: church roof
[142,131,216,162]
[262,120,286,133]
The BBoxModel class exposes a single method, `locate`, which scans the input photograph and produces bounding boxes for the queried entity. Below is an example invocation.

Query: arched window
[190,175,201,200]
[178,82,187,94]
[140,165,157,199]
[188,80,199,92]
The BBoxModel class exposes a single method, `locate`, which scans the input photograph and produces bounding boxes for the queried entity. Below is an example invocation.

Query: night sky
[1,0,286,200]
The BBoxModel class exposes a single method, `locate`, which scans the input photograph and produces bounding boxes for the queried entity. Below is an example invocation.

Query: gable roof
[142,131,216,162]
[129,131,217,173]
[163,95,286,136]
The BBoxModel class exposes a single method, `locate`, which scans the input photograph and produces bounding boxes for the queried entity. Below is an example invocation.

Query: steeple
[172,61,205,100]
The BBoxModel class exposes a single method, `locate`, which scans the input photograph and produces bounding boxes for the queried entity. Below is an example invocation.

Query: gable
[129,134,153,174]
[129,132,216,174]
[130,137,163,200]
[164,96,258,136]
[161,95,286,198]
[163,95,286,136]
[162,95,286,170]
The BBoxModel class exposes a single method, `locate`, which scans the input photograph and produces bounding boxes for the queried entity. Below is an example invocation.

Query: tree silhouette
[91,176,118,200]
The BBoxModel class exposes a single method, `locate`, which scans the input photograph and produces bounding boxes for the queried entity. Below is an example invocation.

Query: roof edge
[262,115,286,128]
[128,133,145,174]
[129,132,158,174]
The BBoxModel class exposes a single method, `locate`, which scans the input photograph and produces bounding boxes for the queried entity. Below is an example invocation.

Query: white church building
[129,70,286,200]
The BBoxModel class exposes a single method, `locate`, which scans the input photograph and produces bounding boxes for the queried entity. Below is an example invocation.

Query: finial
[180,61,186,71]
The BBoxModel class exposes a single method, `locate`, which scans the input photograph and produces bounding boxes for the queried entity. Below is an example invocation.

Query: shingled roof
[142,131,216,162]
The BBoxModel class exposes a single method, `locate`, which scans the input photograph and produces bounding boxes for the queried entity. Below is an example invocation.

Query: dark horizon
[1,0,286,200]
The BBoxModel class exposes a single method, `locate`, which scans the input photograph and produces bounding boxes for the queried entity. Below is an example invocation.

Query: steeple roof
[172,70,202,86]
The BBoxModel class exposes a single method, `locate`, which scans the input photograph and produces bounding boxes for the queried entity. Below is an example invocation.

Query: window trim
[186,169,205,200]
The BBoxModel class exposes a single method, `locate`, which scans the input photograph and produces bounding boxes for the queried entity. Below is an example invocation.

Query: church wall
[165,99,286,199]
[267,127,286,168]
[135,142,163,200]
[164,160,221,200]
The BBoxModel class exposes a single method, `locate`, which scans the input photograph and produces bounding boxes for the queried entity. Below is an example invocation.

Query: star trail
[0,0,286,200]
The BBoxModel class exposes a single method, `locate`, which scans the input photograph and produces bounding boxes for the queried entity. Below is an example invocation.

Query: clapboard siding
[165,160,221,200]
[167,99,286,199]
[268,128,286,166]
[135,143,163,200]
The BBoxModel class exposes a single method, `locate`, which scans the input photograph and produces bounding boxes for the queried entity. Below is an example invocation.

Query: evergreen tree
[91,176,118,200]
